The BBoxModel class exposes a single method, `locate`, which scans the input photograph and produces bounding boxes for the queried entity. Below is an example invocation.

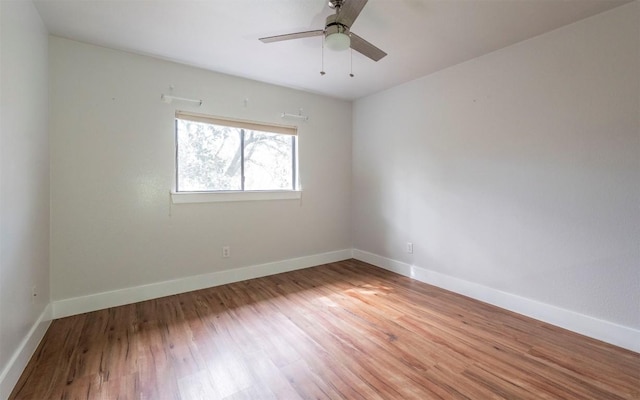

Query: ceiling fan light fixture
[325,32,350,51]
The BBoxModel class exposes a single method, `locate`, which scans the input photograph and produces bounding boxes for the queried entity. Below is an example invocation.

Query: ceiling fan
[259,0,387,62]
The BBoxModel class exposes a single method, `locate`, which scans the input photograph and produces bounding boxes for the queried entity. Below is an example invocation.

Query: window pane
[244,130,294,190]
[176,119,242,191]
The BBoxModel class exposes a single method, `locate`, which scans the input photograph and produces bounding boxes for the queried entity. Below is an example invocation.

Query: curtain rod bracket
[281,109,309,121]
[161,94,203,106]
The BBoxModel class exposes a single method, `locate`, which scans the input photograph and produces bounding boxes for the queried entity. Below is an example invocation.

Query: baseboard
[52,249,353,319]
[353,249,640,353]
[0,304,52,400]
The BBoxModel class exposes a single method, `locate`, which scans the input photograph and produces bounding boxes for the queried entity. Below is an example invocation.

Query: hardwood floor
[10,259,640,399]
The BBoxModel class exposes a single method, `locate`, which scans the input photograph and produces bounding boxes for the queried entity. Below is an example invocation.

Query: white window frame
[171,111,302,204]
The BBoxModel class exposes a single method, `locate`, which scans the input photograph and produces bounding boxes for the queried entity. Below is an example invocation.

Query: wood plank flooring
[10,259,640,399]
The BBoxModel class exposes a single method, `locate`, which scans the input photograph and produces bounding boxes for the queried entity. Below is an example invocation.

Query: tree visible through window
[175,112,297,192]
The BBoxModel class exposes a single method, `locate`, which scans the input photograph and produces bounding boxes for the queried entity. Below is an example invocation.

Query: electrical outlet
[222,246,230,258]
[406,242,414,254]
[31,285,38,304]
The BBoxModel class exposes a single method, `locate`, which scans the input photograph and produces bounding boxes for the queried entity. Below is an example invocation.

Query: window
[175,112,298,193]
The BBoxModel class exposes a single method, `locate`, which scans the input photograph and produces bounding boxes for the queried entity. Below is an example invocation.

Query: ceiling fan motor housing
[325,14,350,35]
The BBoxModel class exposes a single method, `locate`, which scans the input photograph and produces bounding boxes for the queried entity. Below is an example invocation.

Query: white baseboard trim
[52,249,353,319]
[0,304,52,400]
[353,249,640,353]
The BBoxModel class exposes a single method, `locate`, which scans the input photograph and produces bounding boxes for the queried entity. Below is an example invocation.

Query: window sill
[171,190,302,204]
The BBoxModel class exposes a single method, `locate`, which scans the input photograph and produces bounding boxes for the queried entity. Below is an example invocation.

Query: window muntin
[175,112,297,192]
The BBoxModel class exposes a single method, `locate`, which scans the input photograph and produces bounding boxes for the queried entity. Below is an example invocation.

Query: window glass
[175,114,297,192]
[244,130,294,190]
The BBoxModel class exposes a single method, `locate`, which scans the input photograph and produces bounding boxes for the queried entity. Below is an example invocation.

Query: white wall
[0,1,51,397]
[49,37,352,304]
[353,1,639,339]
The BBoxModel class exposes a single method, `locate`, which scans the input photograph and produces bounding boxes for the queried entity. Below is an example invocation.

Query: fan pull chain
[320,38,326,76]
[350,48,354,78]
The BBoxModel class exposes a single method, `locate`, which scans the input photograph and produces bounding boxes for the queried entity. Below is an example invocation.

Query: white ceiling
[34,0,630,100]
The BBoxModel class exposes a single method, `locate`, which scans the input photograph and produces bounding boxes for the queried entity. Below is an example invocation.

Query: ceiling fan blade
[259,30,324,43]
[350,32,387,61]
[336,0,368,28]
